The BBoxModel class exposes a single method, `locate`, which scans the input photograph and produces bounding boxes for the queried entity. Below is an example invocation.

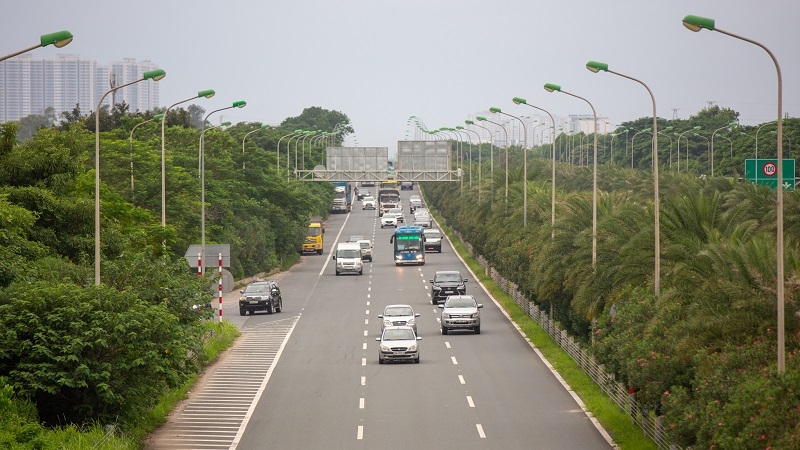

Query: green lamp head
[682,15,715,32]
[143,69,166,81]
[233,100,246,108]
[512,97,527,105]
[544,83,561,93]
[220,121,231,127]
[41,30,73,48]
[586,61,609,73]
[456,126,464,130]
[465,120,475,125]
[489,107,501,113]
[198,89,215,99]
[153,114,165,121]
[476,116,487,122]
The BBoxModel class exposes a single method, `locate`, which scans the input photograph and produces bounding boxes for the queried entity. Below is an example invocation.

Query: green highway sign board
[744,159,796,190]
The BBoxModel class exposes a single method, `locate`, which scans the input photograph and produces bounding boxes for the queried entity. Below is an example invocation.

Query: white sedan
[362,196,376,210]
[381,212,398,228]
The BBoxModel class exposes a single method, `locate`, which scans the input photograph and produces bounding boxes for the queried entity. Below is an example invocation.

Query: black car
[429,270,468,304]
[239,280,283,315]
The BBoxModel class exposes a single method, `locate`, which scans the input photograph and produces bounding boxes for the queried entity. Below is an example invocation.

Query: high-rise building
[0,54,160,122]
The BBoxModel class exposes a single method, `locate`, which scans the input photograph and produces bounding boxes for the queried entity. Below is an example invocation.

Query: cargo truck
[378,188,401,217]
[331,182,352,213]
[302,218,324,255]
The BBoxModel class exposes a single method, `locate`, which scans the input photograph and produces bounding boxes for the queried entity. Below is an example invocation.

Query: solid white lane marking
[361,376,366,386]
[451,356,458,365]
[359,398,365,409]
[476,424,486,438]
[467,396,475,408]
[357,426,363,440]
[459,375,465,384]
[361,358,366,366]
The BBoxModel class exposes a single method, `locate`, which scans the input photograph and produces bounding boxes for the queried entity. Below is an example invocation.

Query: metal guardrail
[464,237,678,450]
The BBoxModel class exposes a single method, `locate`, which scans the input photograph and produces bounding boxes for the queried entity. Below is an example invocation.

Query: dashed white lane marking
[476,424,486,438]
[362,343,367,350]
[357,426,364,440]
[363,330,368,337]
[451,356,458,365]
[459,375,465,384]
[445,342,451,349]
[359,398,365,409]
[366,310,369,315]
[361,358,366,366]
[361,376,366,386]
[467,396,475,408]
[367,301,370,306]
[365,319,369,325]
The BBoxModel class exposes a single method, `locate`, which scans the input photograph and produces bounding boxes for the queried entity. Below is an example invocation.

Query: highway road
[149,188,615,450]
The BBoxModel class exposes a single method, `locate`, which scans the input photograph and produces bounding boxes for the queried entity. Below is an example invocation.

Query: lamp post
[545,83,599,269]
[630,128,652,169]
[476,115,509,209]
[466,119,491,201]
[242,124,269,170]
[676,126,702,172]
[755,121,778,160]
[491,107,529,226]
[95,69,166,285]
[286,131,305,181]
[657,127,674,170]
[1,30,73,62]
[684,13,785,372]
[711,122,738,176]
[456,125,475,189]
[161,89,216,230]
[513,97,557,239]
[200,121,231,276]
[277,129,303,175]
[129,113,164,197]
[587,60,662,295]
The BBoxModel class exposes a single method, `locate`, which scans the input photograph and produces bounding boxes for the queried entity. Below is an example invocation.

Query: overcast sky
[3,0,798,147]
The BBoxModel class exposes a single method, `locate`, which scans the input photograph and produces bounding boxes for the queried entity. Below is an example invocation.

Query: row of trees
[0,105,347,431]
[422,107,800,447]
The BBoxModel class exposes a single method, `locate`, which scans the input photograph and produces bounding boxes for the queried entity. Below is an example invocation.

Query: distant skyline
[2,0,798,148]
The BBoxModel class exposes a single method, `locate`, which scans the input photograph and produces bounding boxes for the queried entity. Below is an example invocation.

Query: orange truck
[302,219,324,255]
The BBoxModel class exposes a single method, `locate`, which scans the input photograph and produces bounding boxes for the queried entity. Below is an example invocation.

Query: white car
[413,211,432,228]
[376,326,421,364]
[378,304,419,334]
[438,295,482,335]
[357,239,373,262]
[388,207,405,223]
[362,196,376,210]
[381,212,398,228]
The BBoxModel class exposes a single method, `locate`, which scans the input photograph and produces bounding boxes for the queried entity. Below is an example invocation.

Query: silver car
[381,212,398,228]
[387,207,405,223]
[378,304,420,334]
[438,295,483,335]
[376,326,421,364]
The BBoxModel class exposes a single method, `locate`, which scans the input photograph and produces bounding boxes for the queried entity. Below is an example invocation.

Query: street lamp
[676,126,702,172]
[711,122,738,176]
[657,127,674,169]
[586,60,661,295]
[1,30,73,62]
[161,89,216,230]
[491,107,529,226]
[129,113,164,197]
[693,133,710,174]
[630,128,652,169]
[455,126,475,189]
[512,98,557,238]
[544,83,599,269]
[277,130,303,175]
[95,68,166,285]
[465,119,491,201]
[242,124,269,170]
[684,13,786,372]
[476,115,509,209]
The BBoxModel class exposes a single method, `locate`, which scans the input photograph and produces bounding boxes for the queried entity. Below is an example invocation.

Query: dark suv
[430,270,468,304]
[239,280,283,315]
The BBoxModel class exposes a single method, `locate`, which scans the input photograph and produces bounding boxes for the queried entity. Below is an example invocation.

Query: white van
[332,242,364,276]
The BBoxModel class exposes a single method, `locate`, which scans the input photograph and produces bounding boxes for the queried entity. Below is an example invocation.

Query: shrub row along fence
[458,235,678,450]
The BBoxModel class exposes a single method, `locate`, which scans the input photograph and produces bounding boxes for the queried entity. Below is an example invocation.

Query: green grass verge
[434,213,657,450]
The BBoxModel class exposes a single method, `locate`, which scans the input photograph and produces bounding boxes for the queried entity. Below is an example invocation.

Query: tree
[280,106,354,142]
[187,104,205,129]
[16,107,57,142]
[58,104,83,130]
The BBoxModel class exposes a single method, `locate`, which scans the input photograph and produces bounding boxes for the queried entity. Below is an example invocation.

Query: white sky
[3,0,799,147]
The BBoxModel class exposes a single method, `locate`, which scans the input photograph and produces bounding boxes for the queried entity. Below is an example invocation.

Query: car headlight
[395,254,402,260]
[471,313,479,318]
[408,344,417,351]
[383,319,392,326]
[407,318,415,325]
[380,344,391,352]
[415,254,423,260]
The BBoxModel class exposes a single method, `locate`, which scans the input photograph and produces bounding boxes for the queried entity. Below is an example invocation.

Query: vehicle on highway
[438,295,482,335]
[301,219,324,255]
[376,326,421,364]
[430,270,468,303]
[348,235,365,243]
[400,181,413,190]
[357,239,373,262]
[380,212,398,228]
[423,228,443,253]
[332,242,363,275]
[387,207,405,223]
[362,196,376,210]
[409,197,423,213]
[356,188,370,200]
[413,211,432,228]
[389,225,425,266]
[378,304,420,334]
[238,280,283,316]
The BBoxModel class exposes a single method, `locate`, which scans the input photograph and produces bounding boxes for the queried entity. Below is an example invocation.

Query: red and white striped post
[197,252,202,277]
[218,253,223,322]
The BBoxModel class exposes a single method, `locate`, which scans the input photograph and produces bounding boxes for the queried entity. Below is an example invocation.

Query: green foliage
[280,106,353,143]
[0,281,203,426]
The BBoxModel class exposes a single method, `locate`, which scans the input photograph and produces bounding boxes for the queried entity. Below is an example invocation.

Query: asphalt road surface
[147,188,615,450]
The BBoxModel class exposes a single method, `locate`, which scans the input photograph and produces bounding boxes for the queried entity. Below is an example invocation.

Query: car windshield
[359,242,371,249]
[383,213,396,219]
[363,197,374,202]
[425,231,441,239]
[445,297,476,308]
[383,328,416,341]
[385,307,413,316]
[245,284,270,293]
[337,249,361,258]
[436,273,462,282]
[349,235,364,242]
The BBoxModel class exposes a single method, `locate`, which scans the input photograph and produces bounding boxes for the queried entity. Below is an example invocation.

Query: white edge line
[446,226,618,449]
[229,317,300,449]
